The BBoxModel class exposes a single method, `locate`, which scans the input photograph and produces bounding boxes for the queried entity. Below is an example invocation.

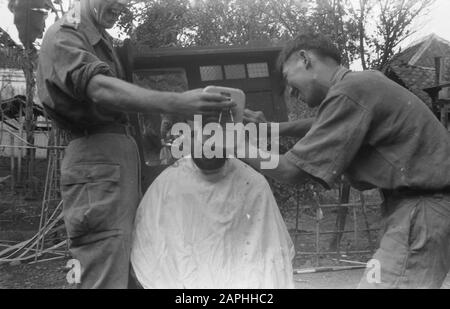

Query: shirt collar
[330,66,351,86]
[79,0,109,46]
[80,15,105,46]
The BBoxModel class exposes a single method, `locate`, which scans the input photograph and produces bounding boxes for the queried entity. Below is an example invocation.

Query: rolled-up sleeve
[51,29,113,102]
[285,94,371,187]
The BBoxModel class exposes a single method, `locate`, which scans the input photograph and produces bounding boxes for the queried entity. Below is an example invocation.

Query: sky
[0,0,449,51]
[396,0,450,47]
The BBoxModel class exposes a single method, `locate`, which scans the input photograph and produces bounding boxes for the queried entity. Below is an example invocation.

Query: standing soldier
[37,0,232,289]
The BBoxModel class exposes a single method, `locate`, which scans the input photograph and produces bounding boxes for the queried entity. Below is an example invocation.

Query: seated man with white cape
[131,120,294,289]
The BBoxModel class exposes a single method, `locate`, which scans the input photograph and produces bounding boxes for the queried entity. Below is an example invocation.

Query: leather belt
[68,124,132,142]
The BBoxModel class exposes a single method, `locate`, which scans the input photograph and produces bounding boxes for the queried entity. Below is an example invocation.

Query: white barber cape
[131,157,295,289]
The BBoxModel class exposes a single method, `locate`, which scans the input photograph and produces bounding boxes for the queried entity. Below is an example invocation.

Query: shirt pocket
[61,163,121,239]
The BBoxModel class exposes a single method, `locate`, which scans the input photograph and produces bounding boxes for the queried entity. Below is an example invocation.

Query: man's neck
[310,60,342,93]
[329,65,349,86]
[80,0,104,33]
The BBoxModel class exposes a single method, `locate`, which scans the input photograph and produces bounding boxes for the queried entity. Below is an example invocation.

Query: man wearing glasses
[37,0,232,289]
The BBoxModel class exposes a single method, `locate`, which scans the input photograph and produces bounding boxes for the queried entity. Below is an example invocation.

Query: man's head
[278,32,342,108]
[191,116,228,172]
[88,0,130,29]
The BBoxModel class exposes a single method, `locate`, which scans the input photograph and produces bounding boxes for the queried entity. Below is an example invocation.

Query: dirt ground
[0,259,73,289]
[1,259,449,289]
[0,258,362,289]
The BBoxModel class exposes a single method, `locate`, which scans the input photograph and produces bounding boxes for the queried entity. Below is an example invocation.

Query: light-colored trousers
[358,194,450,289]
[61,133,141,289]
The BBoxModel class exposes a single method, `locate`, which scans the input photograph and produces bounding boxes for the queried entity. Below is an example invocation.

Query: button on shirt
[37,10,127,133]
[285,67,450,191]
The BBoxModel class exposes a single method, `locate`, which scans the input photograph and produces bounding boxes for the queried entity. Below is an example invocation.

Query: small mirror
[133,68,188,166]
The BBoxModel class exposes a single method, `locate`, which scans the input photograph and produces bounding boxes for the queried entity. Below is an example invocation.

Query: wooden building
[123,43,286,120]
[120,43,286,188]
[384,33,450,115]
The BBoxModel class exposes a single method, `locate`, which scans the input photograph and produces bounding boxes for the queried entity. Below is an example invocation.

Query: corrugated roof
[390,63,436,89]
[386,34,450,106]
[390,43,424,66]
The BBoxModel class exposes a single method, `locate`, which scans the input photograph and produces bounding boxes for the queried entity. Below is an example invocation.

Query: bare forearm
[87,75,179,114]
[241,144,310,184]
[278,118,314,138]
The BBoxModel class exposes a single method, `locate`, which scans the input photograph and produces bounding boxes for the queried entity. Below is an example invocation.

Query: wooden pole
[359,192,374,253]
[23,48,36,194]
[9,132,15,191]
[18,104,23,184]
[353,203,358,248]
[294,187,300,249]
[434,57,448,128]
[329,182,351,251]
[315,207,321,266]
[294,265,366,274]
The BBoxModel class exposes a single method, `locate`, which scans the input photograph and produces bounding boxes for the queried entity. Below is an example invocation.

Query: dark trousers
[358,194,450,289]
[61,133,141,289]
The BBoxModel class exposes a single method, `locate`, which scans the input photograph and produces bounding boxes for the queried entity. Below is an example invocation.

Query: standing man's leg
[61,133,140,289]
[358,195,450,289]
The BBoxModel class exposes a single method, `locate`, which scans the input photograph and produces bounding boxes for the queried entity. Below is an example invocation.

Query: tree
[185,0,285,46]
[268,0,312,38]
[117,0,286,47]
[119,0,434,70]
[118,0,191,48]
[309,0,360,66]
[349,0,435,70]
[348,0,372,70]
[7,0,63,192]
[8,0,56,49]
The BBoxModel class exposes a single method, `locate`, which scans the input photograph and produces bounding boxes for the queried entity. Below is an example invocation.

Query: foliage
[7,0,57,49]
[348,0,436,70]
[370,0,435,70]
[185,0,286,46]
[118,0,191,47]
[117,0,435,70]
[117,0,285,47]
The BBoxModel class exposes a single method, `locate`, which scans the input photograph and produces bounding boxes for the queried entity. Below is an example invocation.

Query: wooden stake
[17,104,23,183]
[360,192,374,253]
[353,203,358,248]
[294,265,366,274]
[10,132,15,191]
[315,207,320,266]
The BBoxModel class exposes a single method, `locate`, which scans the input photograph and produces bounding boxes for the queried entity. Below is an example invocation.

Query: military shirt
[37,10,127,133]
[285,67,450,191]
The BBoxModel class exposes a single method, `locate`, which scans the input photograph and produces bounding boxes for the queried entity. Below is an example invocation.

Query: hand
[244,109,267,124]
[173,89,236,117]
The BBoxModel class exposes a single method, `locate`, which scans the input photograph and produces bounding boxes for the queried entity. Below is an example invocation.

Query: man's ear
[298,50,312,69]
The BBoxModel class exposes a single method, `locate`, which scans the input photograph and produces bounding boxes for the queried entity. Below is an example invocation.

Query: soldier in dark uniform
[243,32,450,289]
[37,0,233,289]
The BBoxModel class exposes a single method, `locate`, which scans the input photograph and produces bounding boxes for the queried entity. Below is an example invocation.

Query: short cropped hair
[277,32,342,71]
